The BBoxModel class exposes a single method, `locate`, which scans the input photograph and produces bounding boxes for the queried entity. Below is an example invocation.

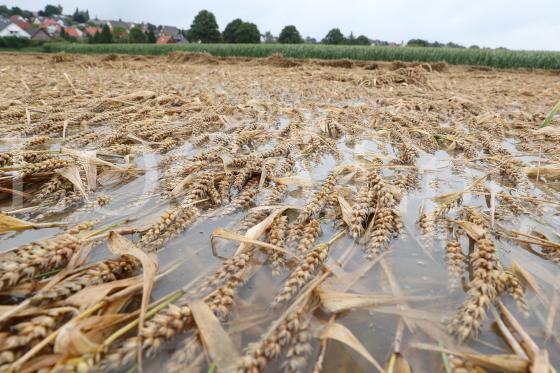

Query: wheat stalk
[0,234,82,291]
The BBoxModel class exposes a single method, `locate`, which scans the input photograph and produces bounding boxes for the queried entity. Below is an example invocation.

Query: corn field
[0,51,559,372]
[40,42,560,70]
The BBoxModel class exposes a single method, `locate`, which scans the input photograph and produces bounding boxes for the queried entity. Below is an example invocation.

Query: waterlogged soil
[0,52,559,372]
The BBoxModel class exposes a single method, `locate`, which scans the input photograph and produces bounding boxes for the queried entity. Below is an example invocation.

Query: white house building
[0,18,30,38]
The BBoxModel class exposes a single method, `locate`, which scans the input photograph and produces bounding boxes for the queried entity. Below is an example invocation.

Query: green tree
[129,26,147,43]
[0,5,10,17]
[322,28,345,44]
[278,25,303,44]
[99,24,113,43]
[9,6,32,18]
[446,41,465,48]
[223,19,260,43]
[186,10,221,43]
[43,4,63,17]
[72,8,86,23]
[407,39,430,47]
[112,26,127,43]
[347,32,356,45]
[146,26,157,43]
[355,35,370,45]
[223,18,243,43]
[234,22,260,43]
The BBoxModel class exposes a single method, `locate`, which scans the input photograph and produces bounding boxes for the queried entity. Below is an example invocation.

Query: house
[64,27,83,39]
[160,25,180,36]
[9,15,31,30]
[159,25,185,43]
[41,18,63,35]
[26,27,51,41]
[32,16,44,26]
[156,35,174,44]
[84,27,101,38]
[111,20,134,31]
[0,18,31,38]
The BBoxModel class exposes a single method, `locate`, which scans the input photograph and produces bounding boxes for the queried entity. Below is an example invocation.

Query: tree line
[185,10,371,45]
[1,5,487,48]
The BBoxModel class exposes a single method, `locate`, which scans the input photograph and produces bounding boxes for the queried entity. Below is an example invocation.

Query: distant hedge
[0,37,48,49]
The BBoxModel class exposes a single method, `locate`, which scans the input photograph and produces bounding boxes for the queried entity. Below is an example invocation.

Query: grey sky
[4,0,559,50]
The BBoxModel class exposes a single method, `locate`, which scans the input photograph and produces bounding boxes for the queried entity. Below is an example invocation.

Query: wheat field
[0,52,559,372]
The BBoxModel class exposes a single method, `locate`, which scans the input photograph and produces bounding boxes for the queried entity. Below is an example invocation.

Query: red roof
[64,27,83,38]
[157,35,174,44]
[42,18,59,26]
[9,15,31,30]
[84,27,100,36]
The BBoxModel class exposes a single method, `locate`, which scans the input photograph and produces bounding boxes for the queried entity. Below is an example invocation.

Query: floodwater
[0,53,559,372]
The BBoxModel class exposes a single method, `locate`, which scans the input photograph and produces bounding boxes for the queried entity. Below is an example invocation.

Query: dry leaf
[56,165,89,202]
[107,231,158,357]
[54,320,99,355]
[0,213,65,234]
[188,299,240,371]
[511,260,548,307]
[0,213,37,234]
[63,276,141,308]
[525,166,560,181]
[456,220,485,241]
[54,313,130,356]
[20,354,63,373]
[412,343,529,373]
[465,354,529,372]
[82,150,98,192]
[318,290,436,313]
[211,227,298,259]
[62,148,124,170]
[320,322,385,372]
[337,194,353,228]
[234,207,289,255]
[272,176,314,186]
[170,174,196,199]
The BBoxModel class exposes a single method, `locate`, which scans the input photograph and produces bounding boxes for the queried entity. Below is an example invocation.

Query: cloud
[5,0,559,50]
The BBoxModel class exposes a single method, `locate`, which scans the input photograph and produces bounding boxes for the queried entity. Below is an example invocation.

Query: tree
[10,7,23,16]
[146,25,157,43]
[223,18,243,43]
[278,25,303,44]
[186,10,221,43]
[322,28,345,44]
[446,41,465,48]
[262,31,276,43]
[129,26,147,43]
[355,35,370,45]
[0,5,10,17]
[347,32,356,45]
[99,24,113,43]
[305,36,317,44]
[235,22,260,43]
[112,26,127,43]
[406,39,430,47]
[222,19,260,43]
[44,4,63,17]
[73,9,84,23]
[469,45,480,49]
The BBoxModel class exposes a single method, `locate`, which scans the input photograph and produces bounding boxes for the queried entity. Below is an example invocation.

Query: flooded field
[0,52,559,372]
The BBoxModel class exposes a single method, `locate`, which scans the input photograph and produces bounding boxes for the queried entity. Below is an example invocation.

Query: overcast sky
[4,0,559,50]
